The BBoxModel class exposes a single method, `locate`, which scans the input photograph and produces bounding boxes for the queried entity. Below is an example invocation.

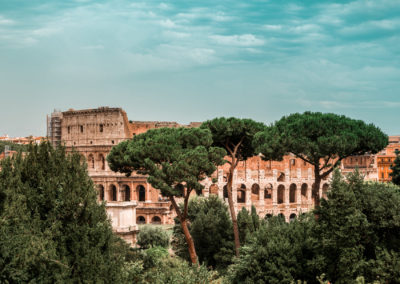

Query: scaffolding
[47,110,62,148]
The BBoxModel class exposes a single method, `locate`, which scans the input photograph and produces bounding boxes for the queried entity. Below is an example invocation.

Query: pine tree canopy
[0,142,127,283]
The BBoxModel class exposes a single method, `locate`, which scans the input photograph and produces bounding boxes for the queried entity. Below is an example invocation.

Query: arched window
[265,214,273,219]
[289,213,297,222]
[278,185,285,204]
[278,213,285,221]
[137,185,146,202]
[289,184,296,203]
[265,184,273,199]
[137,216,146,224]
[123,185,130,201]
[110,185,117,201]
[88,154,95,169]
[251,184,260,201]
[98,184,104,201]
[237,184,246,203]
[151,216,162,224]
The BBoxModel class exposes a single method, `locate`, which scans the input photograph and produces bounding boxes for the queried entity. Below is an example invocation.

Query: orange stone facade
[47,107,398,242]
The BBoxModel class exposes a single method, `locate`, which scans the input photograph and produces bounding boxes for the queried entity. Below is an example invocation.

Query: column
[272,185,277,215]
[259,186,265,206]
[285,184,290,209]
[218,185,224,200]
[146,183,151,203]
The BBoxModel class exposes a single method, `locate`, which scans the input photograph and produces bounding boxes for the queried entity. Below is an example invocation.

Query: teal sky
[0,0,399,136]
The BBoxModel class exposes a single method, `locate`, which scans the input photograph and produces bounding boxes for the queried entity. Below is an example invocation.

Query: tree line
[1,111,400,282]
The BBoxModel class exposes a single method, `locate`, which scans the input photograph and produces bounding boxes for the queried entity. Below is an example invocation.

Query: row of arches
[97,184,147,202]
[210,182,329,204]
[137,215,162,225]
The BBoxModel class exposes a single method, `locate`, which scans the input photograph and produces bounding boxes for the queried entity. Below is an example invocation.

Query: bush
[143,257,220,284]
[137,226,170,249]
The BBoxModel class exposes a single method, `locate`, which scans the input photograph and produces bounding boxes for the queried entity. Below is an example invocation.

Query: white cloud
[82,45,104,50]
[159,19,176,28]
[210,34,265,47]
[32,27,60,37]
[0,16,15,25]
[263,24,282,31]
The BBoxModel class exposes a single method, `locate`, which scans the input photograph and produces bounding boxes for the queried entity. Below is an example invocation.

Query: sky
[0,0,399,137]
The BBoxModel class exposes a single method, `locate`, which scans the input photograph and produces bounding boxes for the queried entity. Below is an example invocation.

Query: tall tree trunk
[227,164,240,257]
[313,166,321,206]
[169,196,198,264]
[181,218,198,265]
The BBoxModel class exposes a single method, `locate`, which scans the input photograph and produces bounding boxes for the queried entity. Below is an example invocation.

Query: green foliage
[0,141,28,154]
[172,196,235,271]
[314,170,400,283]
[201,117,265,161]
[255,112,388,182]
[142,246,169,270]
[137,226,170,249]
[227,215,316,284]
[143,256,220,284]
[390,149,400,185]
[237,206,261,244]
[107,127,226,197]
[0,142,127,283]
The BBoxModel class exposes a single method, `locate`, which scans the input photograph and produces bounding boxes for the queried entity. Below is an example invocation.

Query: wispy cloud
[210,34,265,47]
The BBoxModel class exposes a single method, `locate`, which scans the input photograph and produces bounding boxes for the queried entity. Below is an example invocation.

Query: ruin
[47,107,398,243]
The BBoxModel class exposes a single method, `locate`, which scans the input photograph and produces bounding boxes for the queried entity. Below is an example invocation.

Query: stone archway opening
[289,184,296,203]
[98,184,104,201]
[277,185,285,204]
[237,184,246,203]
[137,185,146,202]
[289,213,296,222]
[109,184,117,201]
[151,216,162,224]
[123,185,130,201]
[251,183,260,201]
[137,216,146,224]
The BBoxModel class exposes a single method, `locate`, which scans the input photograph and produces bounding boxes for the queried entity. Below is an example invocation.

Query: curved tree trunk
[169,196,198,264]
[313,166,322,206]
[181,218,198,264]
[227,165,240,257]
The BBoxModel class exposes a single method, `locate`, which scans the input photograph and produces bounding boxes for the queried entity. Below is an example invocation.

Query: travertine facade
[47,107,398,236]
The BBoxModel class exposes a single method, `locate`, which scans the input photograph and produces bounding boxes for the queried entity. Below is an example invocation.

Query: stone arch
[98,154,105,170]
[289,183,297,203]
[209,184,219,195]
[109,184,117,201]
[289,213,297,222]
[98,184,104,201]
[151,216,162,224]
[322,183,329,199]
[223,185,228,199]
[137,185,146,202]
[251,183,260,201]
[137,216,146,224]
[277,184,285,204]
[278,213,285,220]
[237,184,246,203]
[123,184,130,201]
[264,183,273,199]
[265,213,273,219]
[301,183,308,204]
[88,153,95,169]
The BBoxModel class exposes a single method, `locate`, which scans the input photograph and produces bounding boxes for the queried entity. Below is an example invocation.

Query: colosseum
[47,107,397,244]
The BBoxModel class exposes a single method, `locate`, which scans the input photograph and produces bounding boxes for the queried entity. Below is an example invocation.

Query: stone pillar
[246,170,251,182]
[273,169,277,181]
[260,170,265,181]
[218,169,224,183]
[308,168,312,180]
[285,169,290,182]
[246,187,251,207]
[296,183,301,207]
[145,183,151,203]
[272,185,277,214]
[297,168,301,179]
[218,185,224,200]
[259,186,265,206]
[285,184,290,209]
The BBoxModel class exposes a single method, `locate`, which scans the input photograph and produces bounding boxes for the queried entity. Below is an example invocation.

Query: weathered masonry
[47,107,397,240]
